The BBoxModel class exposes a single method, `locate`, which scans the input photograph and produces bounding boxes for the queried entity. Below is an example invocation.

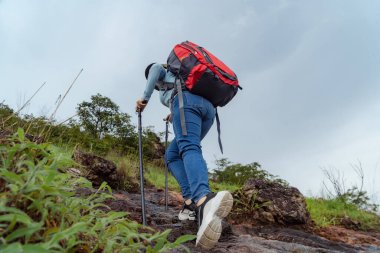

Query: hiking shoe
[195,191,233,249]
[178,202,196,221]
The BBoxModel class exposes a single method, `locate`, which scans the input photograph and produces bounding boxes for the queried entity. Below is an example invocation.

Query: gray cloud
[1,0,379,202]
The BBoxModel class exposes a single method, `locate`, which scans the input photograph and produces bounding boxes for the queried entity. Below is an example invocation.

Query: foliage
[0,102,14,118]
[1,95,162,160]
[209,180,240,193]
[211,158,288,187]
[0,129,195,252]
[74,94,163,158]
[141,126,162,160]
[77,93,122,138]
[0,102,24,131]
[322,164,379,212]
[232,189,271,214]
[306,197,380,232]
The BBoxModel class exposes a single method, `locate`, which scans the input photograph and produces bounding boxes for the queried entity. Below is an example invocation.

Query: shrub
[212,158,288,187]
[322,165,379,212]
[0,128,194,252]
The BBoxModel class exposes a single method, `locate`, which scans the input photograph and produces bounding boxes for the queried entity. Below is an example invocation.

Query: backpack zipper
[196,46,237,81]
[180,43,198,55]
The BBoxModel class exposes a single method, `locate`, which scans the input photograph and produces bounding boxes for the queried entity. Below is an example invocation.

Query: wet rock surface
[103,187,380,253]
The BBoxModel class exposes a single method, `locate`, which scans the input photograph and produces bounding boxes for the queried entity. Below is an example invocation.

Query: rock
[340,216,361,230]
[73,149,132,190]
[151,134,165,160]
[232,179,311,226]
[153,137,165,159]
[239,225,360,253]
[259,210,275,223]
[66,168,82,177]
[209,234,347,253]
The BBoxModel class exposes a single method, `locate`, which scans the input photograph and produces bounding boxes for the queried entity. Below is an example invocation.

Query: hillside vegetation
[1,95,379,252]
[0,129,194,252]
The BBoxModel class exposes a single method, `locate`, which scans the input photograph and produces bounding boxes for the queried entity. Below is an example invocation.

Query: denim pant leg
[165,139,192,200]
[169,92,216,203]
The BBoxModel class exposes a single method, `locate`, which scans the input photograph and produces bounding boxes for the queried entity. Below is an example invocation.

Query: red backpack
[167,41,241,153]
[167,41,241,107]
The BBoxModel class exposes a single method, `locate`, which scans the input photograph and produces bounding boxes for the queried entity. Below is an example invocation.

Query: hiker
[135,62,234,249]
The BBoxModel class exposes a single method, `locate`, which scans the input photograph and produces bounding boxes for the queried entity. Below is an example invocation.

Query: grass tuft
[306,197,380,231]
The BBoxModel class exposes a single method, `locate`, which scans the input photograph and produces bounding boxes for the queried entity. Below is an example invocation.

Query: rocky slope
[101,188,380,253]
[73,150,380,253]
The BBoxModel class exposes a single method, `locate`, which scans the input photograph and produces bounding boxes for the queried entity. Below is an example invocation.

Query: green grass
[107,152,241,194]
[0,129,195,252]
[56,138,380,234]
[306,197,380,231]
[209,180,240,193]
[144,164,180,191]
[106,154,140,177]
[145,165,181,191]
[49,144,380,233]
[144,163,240,194]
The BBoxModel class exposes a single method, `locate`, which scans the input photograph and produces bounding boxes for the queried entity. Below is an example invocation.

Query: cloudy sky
[1,0,379,203]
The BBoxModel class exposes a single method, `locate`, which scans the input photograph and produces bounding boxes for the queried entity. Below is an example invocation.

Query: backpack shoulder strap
[176,77,187,136]
[216,108,223,154]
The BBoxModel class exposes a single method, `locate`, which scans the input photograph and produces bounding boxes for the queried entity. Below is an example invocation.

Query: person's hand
[136,99,148,112]
[163,113,172,123]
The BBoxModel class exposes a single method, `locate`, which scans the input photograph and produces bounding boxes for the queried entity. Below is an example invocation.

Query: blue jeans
[165,91,215,203]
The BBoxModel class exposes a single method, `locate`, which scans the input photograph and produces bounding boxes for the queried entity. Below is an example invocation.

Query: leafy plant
[233,188,271,214]
[0,128,194,252]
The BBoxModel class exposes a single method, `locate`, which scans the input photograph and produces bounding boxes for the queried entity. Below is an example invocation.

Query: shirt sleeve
[142,63,165,102]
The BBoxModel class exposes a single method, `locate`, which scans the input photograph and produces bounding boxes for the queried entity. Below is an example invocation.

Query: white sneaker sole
[195,191,233,249]
[178,212,196,221]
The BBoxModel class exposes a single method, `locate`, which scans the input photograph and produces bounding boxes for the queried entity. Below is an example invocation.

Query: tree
[113,112,138,152]
[76,94,138,155]
[77,94,123,139]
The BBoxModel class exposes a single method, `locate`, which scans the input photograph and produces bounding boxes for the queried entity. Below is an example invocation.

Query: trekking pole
[138,111,147,226]
[164,119,169,211]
